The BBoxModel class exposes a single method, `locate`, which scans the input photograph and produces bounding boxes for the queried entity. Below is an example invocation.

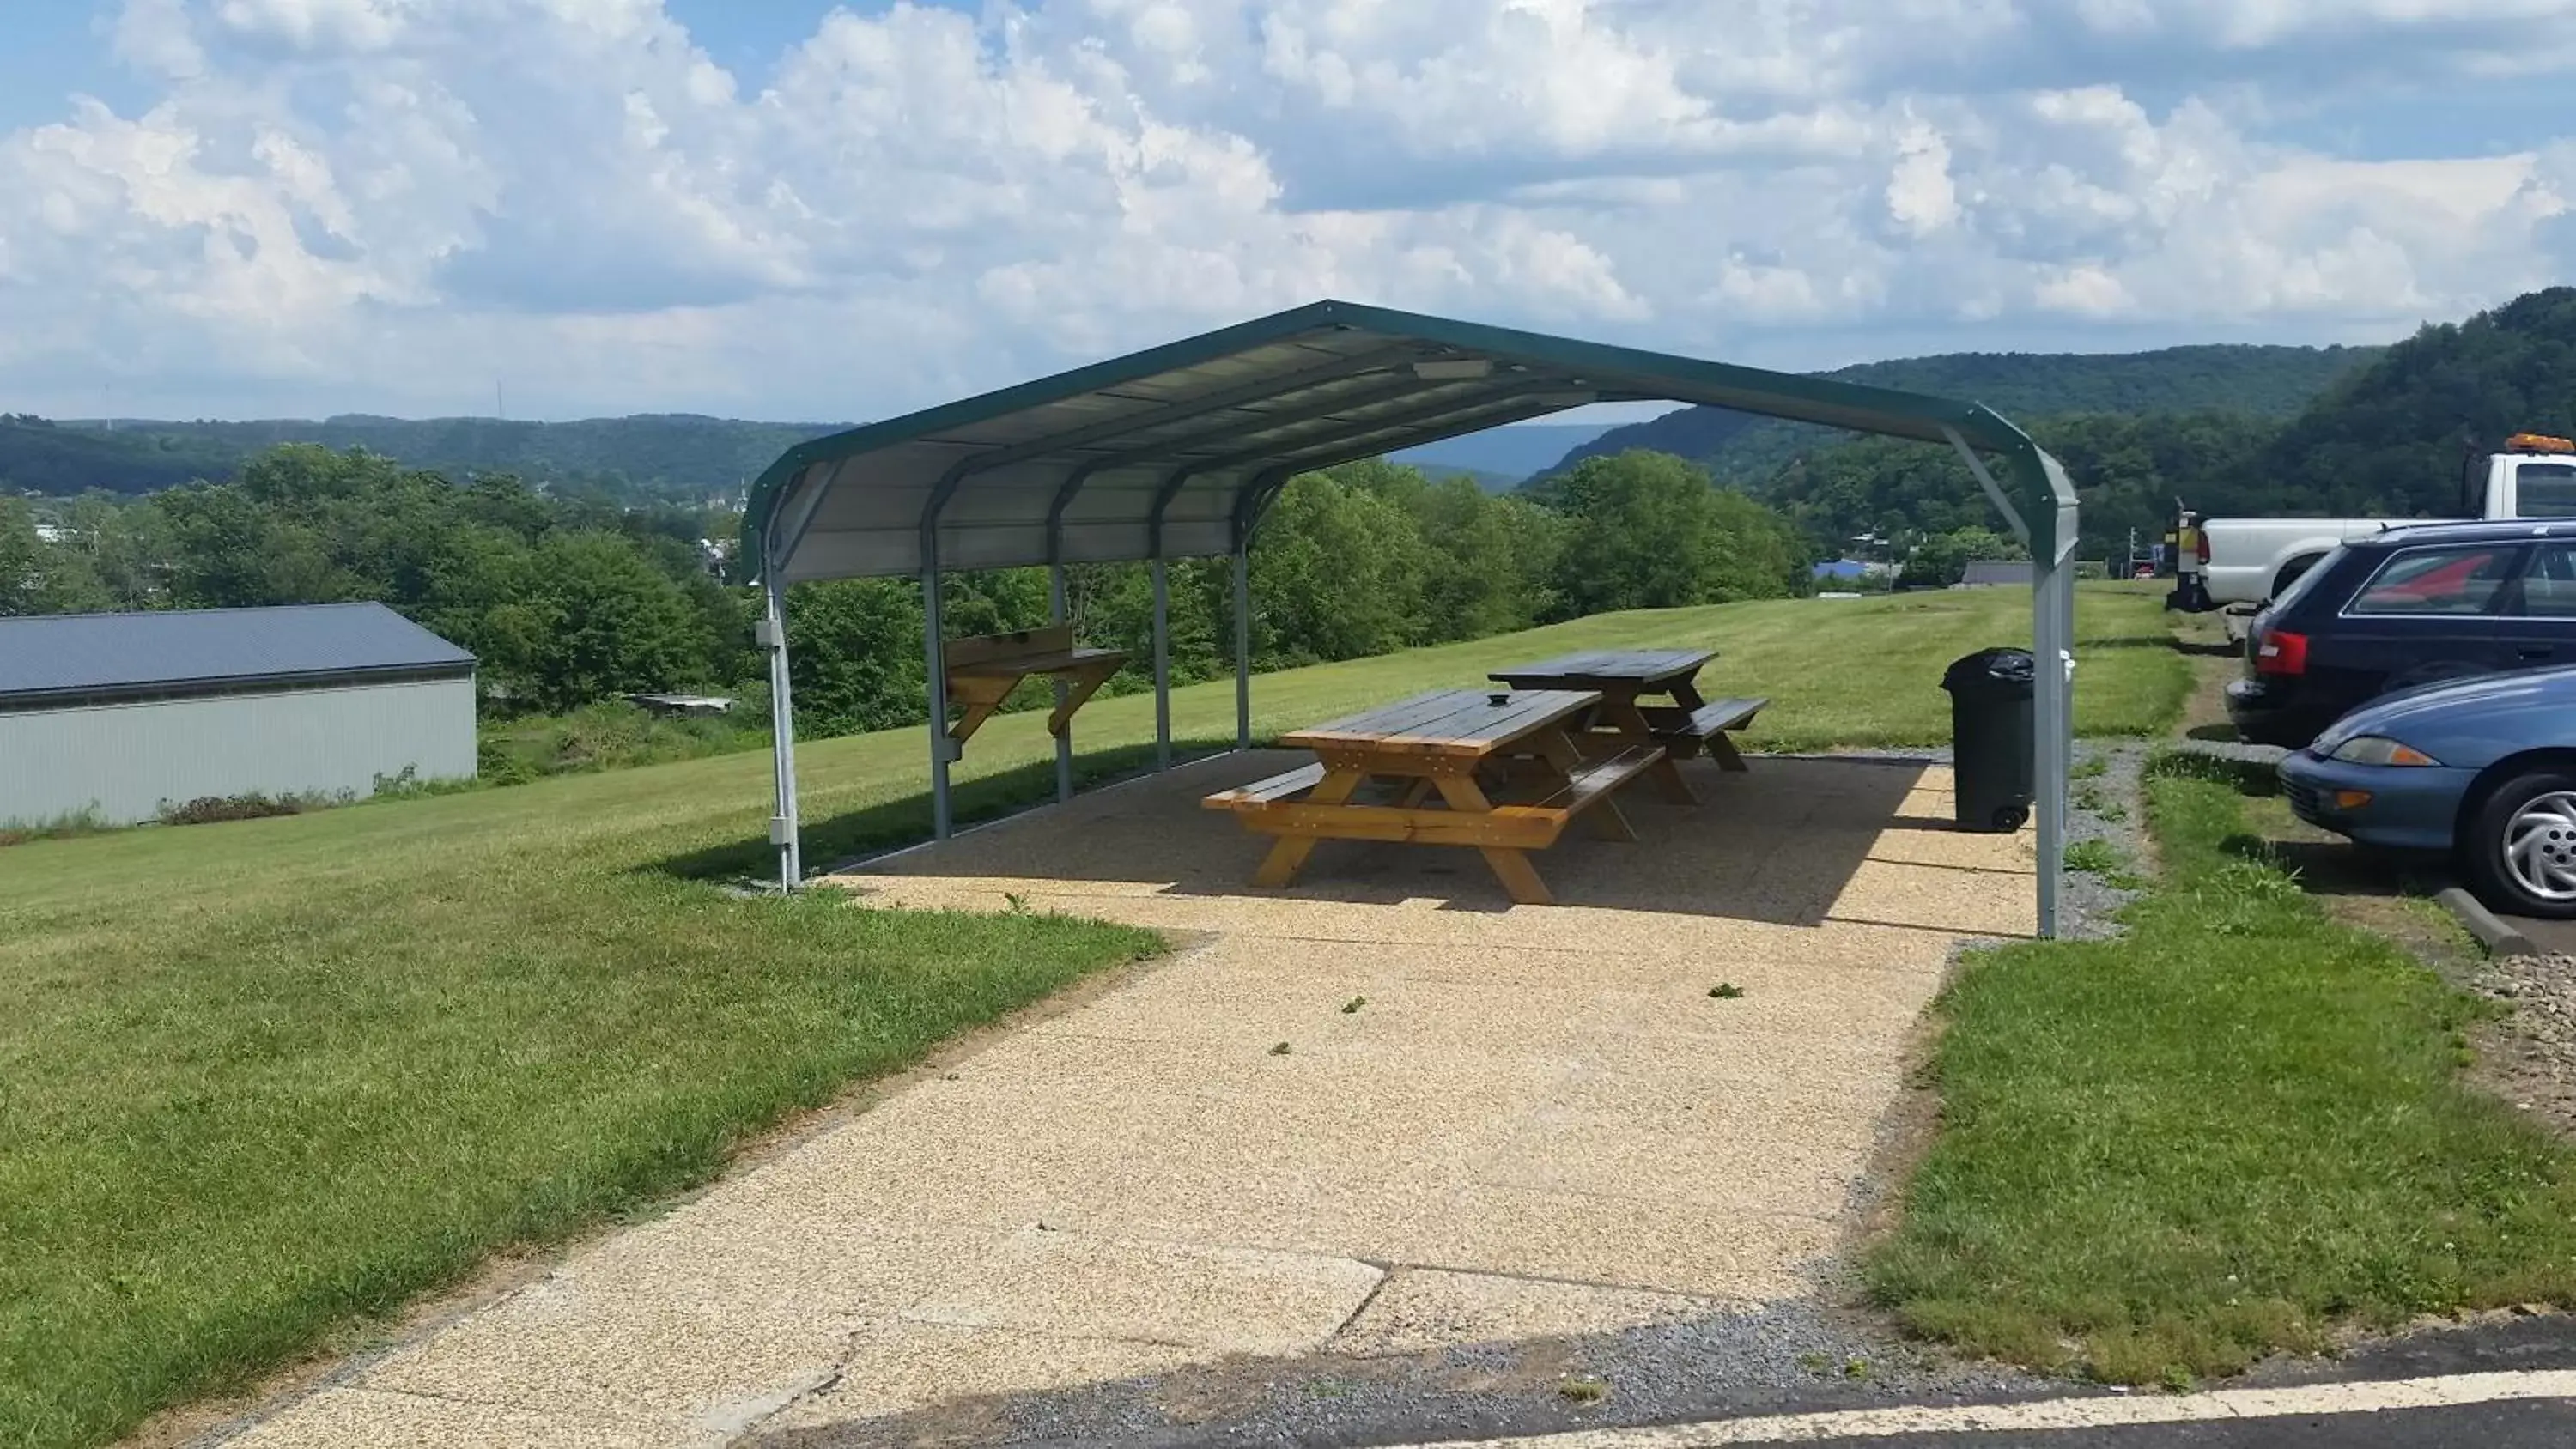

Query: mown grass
[1869,756,2576,1385]
[477,699,771,785]
[0,585,2178,1448]
[1216,582,2184,753]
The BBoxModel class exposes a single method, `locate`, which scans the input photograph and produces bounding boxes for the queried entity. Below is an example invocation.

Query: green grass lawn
[0,585,2178,1448]
[1234,580,2183,755]
[1869,758,2576,1385]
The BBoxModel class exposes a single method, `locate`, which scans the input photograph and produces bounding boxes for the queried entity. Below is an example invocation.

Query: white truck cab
[2169,433,2576,614]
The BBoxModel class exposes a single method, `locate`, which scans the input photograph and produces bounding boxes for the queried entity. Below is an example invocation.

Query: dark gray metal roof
[1961,561,2038,586]
[742,299,2067,584]
[0,603,475,706]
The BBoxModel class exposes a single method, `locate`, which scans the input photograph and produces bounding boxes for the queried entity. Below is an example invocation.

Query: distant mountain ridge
[3,342,2383,503]
[1390,423,1615,488]
[1551,343,2385,482]
[1,413,848,502]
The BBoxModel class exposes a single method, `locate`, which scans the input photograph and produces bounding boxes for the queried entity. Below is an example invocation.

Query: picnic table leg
[1532,728,1637,842]
[1252,768,1366,888]
[1597,689,1697,805]
[1705,730,1753,773]
[1477,847,1553,906]
[1429,772,1555,905]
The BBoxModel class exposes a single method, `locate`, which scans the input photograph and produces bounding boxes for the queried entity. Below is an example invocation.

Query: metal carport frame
[740,300,2081,936]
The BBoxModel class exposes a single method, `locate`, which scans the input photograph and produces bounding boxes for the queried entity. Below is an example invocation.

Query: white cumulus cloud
[0,0,2568,421]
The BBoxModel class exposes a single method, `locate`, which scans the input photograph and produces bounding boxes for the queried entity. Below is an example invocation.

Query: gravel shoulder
[2467,953,2576,1140]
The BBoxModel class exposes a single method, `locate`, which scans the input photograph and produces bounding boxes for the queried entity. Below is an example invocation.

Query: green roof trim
[740,299,2066,583]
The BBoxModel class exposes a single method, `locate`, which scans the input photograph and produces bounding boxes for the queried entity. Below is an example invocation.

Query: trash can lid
[1942,646,2037,694]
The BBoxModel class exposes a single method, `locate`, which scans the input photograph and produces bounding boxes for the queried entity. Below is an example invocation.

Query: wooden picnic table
[1202,688,1665,906]
[1489,649,1766,803]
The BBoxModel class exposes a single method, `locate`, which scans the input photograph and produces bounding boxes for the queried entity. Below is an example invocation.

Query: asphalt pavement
[2500,912,2576,955]
[1353,1318,2576,1449]
[1711,1398,2576,1448]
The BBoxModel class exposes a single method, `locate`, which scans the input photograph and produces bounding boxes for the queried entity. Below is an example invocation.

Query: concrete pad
[1105,1050,1572,1258]
[1868,826,2038,872]
[1828,858,2039,937]
[238,749,2024,1446]
[221,1388,664,1449]
[1022,938,1410,1052]
[512,1203,1002,1323]
[1583,969,1941,1047]
[722,1062,1230,1234]
[905,1228,1383,1356]
[1402,1185,1839,1300]
[362,1272,853,1438]
[763,1322,1209,1428]
[1473,1099,1880,1216]
[1329,1269,1720,1356]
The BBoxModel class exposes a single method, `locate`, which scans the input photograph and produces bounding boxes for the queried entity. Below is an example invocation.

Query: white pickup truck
[2168,434,2576,613]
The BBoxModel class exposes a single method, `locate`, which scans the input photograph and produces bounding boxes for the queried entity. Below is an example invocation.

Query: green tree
[1550,452,1726,614]
[520,531,719,712]
[1542,452,1804,614]
[1248,470,1427,664]
[1900,526,2027,587]
[786,578,928,735]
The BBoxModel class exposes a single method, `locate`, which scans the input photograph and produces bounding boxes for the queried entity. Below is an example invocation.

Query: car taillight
[2256,630,2308,676]
[2196,530,2210,564]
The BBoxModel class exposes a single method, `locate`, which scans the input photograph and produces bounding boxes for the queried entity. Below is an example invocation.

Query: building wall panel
[0,677,477,827]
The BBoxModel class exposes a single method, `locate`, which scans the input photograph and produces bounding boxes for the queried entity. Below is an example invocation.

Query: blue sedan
[2280,665,2576,919]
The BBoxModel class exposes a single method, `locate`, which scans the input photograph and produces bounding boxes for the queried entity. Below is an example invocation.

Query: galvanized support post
[1148,469,1192,773]
[762,572,801,890]
[1049,560,1073,804]
[1232,540,1251,751]
[922,553,952,841]
[2032,557,2067,940]
[2026,448,2081,942]
[1151,553,1172,770]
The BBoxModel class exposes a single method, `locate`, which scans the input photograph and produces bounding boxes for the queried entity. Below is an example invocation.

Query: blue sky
[0,0,2569,422]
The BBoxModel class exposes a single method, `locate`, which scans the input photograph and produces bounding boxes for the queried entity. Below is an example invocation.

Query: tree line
[0,411,835,505]
[2,444,1814,742]
[1554,342,2379,481]
[1668,285,2576,566]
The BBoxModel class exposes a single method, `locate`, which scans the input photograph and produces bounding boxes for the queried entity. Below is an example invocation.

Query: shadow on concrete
[830,749,2015,932]
[651,737,1240,884]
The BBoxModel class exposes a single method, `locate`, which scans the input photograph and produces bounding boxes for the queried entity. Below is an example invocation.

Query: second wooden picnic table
[1202,687,1667,906]
[1487,648,1767,804]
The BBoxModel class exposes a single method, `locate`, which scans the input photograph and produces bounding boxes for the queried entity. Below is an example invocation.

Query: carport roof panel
[744,299,2043,583]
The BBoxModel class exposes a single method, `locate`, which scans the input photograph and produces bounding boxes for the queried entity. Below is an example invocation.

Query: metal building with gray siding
[0,603,477,826]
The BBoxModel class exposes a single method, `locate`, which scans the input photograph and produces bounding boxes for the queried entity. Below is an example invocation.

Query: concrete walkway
[221,753,2033,1448]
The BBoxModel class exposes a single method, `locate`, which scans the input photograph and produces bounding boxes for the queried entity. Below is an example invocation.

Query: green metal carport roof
[741,300,2081,937]
[742,300,2071,585]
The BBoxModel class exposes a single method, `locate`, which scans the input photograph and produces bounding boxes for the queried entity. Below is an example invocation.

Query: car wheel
[2462,770,2576,920]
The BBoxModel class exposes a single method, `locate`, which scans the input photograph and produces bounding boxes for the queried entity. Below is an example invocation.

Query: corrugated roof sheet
[0,603,475,704]
[740,298,2059,585]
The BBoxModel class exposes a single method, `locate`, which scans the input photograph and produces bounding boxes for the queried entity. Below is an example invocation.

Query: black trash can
[1941,648,2035,833]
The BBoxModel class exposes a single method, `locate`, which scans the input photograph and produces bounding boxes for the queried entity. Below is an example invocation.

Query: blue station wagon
[2227,519,2576,748]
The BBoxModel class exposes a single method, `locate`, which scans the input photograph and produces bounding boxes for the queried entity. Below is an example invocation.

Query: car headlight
[2326,736,2442,767]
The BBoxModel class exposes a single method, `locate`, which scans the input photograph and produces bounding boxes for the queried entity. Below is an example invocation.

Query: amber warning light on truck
[2504,433,2575,454]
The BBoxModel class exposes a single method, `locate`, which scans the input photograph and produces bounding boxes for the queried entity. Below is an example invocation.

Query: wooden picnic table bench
[1489,649,1765,803]
[1202,688,1664,906]
[942,625,1127,749]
